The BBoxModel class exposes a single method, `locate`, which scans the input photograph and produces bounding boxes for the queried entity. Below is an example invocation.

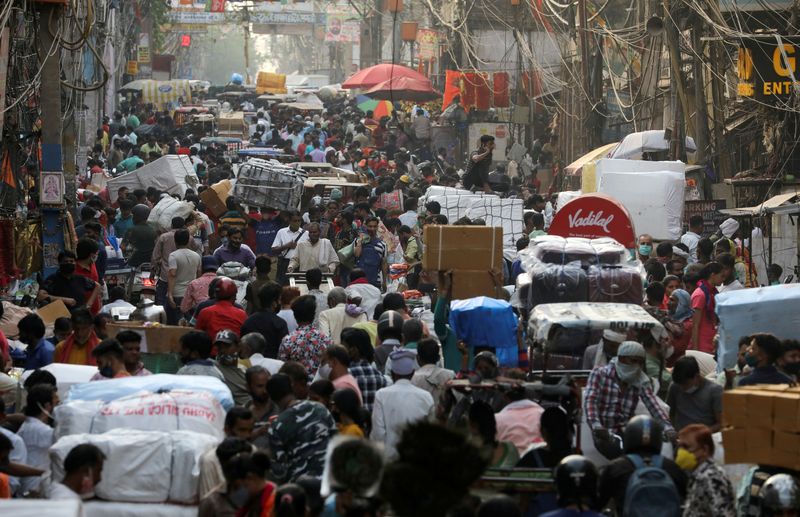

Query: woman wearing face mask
[676,424,736,517]
[49,444,105,500]
[665,289,694,366]
[689,262,725,354]
[222,451,277,516]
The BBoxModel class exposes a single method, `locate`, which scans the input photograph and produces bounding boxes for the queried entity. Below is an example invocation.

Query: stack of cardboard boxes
[722,385,800,469]
[422,225,504,299]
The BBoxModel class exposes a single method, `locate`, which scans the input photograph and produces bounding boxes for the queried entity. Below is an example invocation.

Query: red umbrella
[342,64,431,90]
[364,76,441,102]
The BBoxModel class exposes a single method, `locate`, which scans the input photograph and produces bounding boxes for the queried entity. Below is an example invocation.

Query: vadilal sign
[737,37,800,101]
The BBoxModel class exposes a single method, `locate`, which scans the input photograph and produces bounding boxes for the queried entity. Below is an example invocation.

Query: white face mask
[317,363,332,380]
[613,358,646,387]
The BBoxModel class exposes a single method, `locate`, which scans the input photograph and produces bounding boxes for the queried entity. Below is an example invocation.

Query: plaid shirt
[349,359,387,411]
[584,362,672,434]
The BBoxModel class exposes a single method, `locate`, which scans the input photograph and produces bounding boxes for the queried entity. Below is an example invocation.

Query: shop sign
[683,199,727,236]
[549,193,637,248]
[737,37,800,101]
[126,60,139,75]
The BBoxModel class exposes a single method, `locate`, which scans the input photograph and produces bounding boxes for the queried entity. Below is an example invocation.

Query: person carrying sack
[271,211,308,286]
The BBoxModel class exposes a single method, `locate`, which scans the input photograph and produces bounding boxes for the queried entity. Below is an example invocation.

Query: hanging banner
[137,34,151,63]
[325,12,360,42]
[416,28,440,60]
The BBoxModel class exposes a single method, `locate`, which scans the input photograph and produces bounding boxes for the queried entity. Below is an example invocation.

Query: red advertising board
[548,193,637,248]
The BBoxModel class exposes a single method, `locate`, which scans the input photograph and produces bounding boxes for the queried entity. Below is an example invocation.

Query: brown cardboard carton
[722,390,751,428]
[200,180,232,218]
[423,225,503,271]
[107,323,192,354]
[773,392,800,432]
[450,270,503,300]
[747,390,776,427]
[746,428,773,465]
[722,428,749,464]
[772,431,800,470]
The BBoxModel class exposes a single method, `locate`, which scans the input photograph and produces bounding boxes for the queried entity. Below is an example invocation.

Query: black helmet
[623,415,663,455]
[554,455,598,509]
[760,474,800,516]
[377,310,404,340]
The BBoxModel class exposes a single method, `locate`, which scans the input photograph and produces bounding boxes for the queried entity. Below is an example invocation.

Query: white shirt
[288,238,340,273]
[680,231,702,263]
[318,304,367,345]
[345,283,382,320]
[101,299,135,314]
[18,416,54,470]
[718,279,744,293]
[272,227,310,260]
[0,427,27,495]
[49,482,81,500]
[278,309,298,333]
[371,379,434,459]
[398,210,418,229]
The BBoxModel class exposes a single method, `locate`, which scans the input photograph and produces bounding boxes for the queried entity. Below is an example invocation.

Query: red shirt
[75,261,101,314]
[195,300,247,341]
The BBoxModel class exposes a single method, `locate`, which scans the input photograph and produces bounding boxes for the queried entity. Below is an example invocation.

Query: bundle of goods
[233,158,305,211]
[147,196,196,232]
[722,385,800,469]
[54,389,226,440]
[449,296,518,366]
[65,373,235,409]
[50,429,219,503]
[515,235,640,311]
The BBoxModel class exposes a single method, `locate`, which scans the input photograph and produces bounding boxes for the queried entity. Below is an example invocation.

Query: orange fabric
[0,473,10,499]
[461,72,477,109]
[475,73,491,110]
[56,331,100,366]
[442,70,462,109]
[1,151,15,189]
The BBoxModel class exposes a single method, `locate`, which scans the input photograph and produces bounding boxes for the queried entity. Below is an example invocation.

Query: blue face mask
[744,353,759,367]
[638,244,653,256]
[99,366,114,378]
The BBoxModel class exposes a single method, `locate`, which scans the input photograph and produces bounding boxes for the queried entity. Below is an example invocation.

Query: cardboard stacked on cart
[106,323,192,354]
[199,179,232,217]
[423,225,503,299]
[721,385,800,469]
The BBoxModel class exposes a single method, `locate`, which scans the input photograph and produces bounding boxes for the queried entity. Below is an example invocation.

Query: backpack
[622,454,681,517]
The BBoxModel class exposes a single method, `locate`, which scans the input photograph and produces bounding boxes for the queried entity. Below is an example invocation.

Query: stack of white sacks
[49,374,234,509]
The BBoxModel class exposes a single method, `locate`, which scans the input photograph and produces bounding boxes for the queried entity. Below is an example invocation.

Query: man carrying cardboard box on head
[738,333,793,387]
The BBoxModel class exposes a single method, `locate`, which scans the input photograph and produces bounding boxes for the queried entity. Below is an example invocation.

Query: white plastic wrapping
[465,197,525,248]
[50,429,219,504]
[147,197,196,233]
[107,155,198,203]
[84,502,198,517]
[427,194,485,224]
[519,235,628,273]
[21,363,97,402]
[66,374,234,409]
[595,159,685,241]
[54,390,226,440]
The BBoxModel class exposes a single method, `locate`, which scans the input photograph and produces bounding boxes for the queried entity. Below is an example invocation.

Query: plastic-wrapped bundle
[591,238,628,265]
[147,196,195,232]
[50,429,219,503]
[233,158,305,211]
[529,235,566,266]
[521,235,629,271]
[527,261,589,308]
[564,238,596,267]
[587,264,644,305]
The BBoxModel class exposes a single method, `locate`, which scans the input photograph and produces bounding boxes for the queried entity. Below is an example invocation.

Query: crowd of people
[0,96,798,517]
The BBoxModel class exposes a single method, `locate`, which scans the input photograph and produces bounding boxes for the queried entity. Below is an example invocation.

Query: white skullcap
[720,218,740,238]
[617,341,646,358]
[603,329,626,343]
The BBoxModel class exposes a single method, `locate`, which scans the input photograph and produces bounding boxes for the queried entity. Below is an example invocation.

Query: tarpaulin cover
[66,373,235,409]
[716,284,800,371]
[595,159,685,241]
[255,71,288,94]
[466,197,525,249]
[107,155,199,203]
[527,302,666,346]
[0,501,81,516]
[607,129,696,160]
[21,363,96,402]
[85,502,198,517]
[428,194,485,223]
[449,297,517,365]
[50,429,218,503]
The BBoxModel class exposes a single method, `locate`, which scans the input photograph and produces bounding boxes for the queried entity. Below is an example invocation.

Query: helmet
[214,277,238,301]
[131,204,151,223]
[623,415,664,455]
[377,310,404,339]
[554,455,598,509]
[761,474,800,515]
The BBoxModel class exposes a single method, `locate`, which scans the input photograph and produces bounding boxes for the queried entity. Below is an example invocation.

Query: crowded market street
[2,0,800,516]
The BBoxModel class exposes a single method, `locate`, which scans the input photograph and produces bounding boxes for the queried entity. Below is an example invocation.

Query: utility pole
[578,0,592,152]
[242,5,251,84]
[692,17,710,164]
[664,0,693,160]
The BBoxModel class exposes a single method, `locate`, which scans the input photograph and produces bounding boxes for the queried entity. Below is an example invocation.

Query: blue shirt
[114,214,133,239]
[737,365,793,387]
[355,237,386,288]
[24,338,55,370]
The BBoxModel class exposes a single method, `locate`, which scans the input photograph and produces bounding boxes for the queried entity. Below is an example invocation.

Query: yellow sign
[737,38,800,101]
[126,60,138,75]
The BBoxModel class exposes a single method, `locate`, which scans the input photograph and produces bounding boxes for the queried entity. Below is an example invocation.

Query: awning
[126,80,192,106]
[564,142,619,176]
[719,192,798,216]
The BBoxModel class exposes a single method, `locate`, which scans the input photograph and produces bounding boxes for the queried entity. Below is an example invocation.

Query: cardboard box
[721,428,748,464]
[722,389,751,428]
[747,427,773,464]
[200,180,232,218]
[722,388,778,429]
[773,391,800,432]
[107,323,192,354]
[423,225,503,271]
[450,270,502,300]
[772,430,800,470]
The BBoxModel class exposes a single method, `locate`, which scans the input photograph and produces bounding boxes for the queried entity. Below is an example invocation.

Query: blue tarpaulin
[449,296,518,366]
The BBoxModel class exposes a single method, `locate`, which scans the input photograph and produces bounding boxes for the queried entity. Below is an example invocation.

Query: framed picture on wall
[40,171,64,205]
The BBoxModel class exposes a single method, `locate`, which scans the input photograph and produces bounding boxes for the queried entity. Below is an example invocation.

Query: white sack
[147,196,196,233]
[465,197,525,248]
[54,399,103,439]
[85,501,198,517]
[107,155,198,203]
[22,363,98,402]
[50,429,218,504]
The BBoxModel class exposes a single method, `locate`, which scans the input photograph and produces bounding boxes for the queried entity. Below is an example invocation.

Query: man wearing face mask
[584,341,675,460]
[666,356,722,432]
[214,330,251,406]
[37,251,101,311]
[738,333,793,387]
[18,384,59,493]
[637,233,654,261]
[49,444,105,501]
[778,339,800,381]
[213,227,256,270]
[90,339,131,380]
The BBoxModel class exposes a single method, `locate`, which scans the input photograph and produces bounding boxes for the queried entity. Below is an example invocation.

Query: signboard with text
[549,193,637,248]
[683,199,727,236]
[737,37,800,101]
